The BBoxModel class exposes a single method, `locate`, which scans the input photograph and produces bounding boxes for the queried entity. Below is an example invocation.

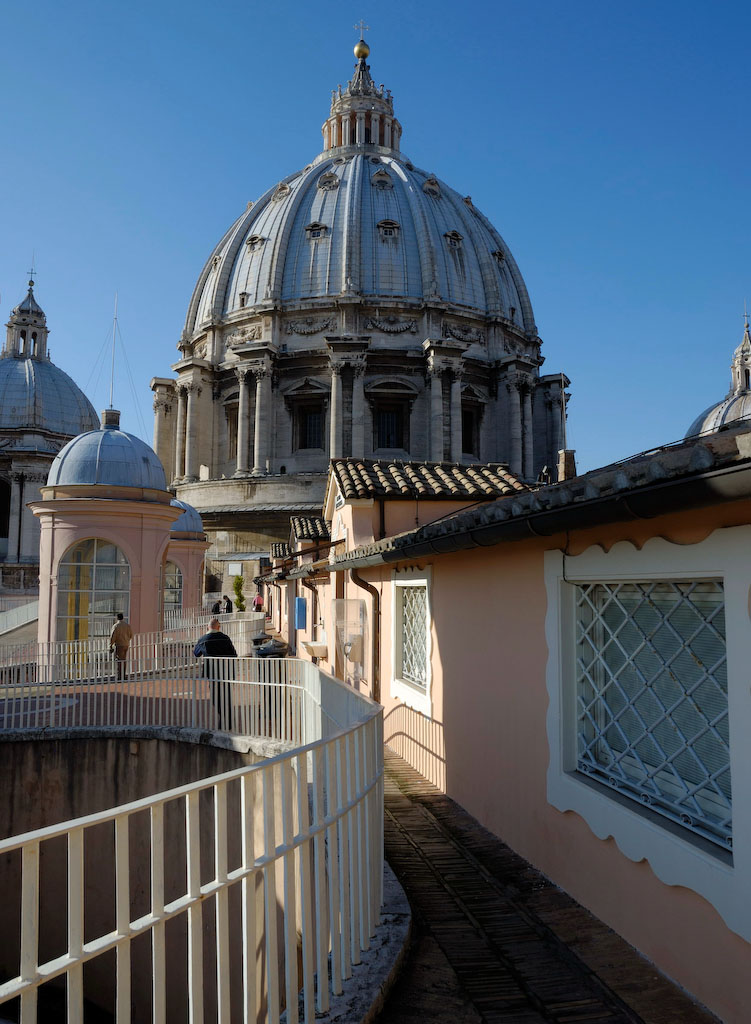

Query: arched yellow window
[57,539,130,640]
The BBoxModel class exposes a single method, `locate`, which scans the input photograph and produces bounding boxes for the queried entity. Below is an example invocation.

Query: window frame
[391,568,432,717]
[544,527,751,940]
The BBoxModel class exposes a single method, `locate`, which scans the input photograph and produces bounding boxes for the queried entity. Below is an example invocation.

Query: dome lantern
[322,37,401,152]
[5,277,49,360]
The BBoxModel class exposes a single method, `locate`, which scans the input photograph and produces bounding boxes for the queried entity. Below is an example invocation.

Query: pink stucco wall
[288,498,751,1022]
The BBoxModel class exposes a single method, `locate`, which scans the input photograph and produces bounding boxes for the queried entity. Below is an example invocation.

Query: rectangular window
[376,403,404,449]
[462,406,479,457]
[296,403,324,450]
[574,579,731,848]
[397,584,428,689]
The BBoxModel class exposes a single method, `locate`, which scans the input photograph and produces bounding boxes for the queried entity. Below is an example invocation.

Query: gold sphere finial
[354,38,370,59]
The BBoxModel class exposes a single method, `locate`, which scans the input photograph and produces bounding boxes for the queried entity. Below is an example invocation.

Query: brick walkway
[376,749,718,1024]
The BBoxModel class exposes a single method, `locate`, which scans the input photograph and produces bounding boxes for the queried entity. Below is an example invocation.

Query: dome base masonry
[151,42,572,584]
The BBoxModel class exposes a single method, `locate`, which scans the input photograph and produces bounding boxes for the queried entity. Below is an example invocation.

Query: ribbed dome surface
[49,421,167,490]
[185,153,535,336]
[0,357,98,435]
[686,394,751,437]
[170,498,204,534]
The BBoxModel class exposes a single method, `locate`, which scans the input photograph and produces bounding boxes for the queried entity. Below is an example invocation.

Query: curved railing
[0,656,383,1023]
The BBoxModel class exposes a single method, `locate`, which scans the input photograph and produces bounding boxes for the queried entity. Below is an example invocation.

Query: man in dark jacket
[194,618,237,730]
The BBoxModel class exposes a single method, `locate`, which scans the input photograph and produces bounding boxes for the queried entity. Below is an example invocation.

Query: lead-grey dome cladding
[49,417,167,490]
[0,357,98,435]
[184,154,535,336]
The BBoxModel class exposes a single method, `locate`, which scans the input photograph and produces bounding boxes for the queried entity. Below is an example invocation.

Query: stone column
[183,382,201,482]
[506,377,523,477]
[356,112,365,144]
[342,115,350,146]
[152,394,172,481]
[234,367,251,477]
[329,362,343,459]
[393,124,401,151]
[8,473,22,563]
[450,369,463,462]
[384,118,392,148]
[351,362,366,458]
[173,385,187,483]
[371,112,380,145]
[522,383,534,480]
[251,366,271,475]
[549,394,562,465]
[429,368,444,461]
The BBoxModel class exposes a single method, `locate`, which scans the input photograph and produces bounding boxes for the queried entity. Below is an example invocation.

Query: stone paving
[376,748,719,1024]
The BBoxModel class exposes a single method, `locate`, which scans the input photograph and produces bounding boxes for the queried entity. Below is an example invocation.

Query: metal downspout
[349,568,380,704]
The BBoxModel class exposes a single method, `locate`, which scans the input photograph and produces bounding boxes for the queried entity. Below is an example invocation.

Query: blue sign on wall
[294,596,307,631]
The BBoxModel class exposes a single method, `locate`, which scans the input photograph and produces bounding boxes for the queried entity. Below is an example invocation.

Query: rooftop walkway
[377,748,718,1024]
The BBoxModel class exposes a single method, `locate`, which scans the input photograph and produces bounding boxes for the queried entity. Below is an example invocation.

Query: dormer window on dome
[272,183,291,202]
[377,220,400,241]
[317,172,339,191]
[246,235,265,252]
[492,250,506,265]
[371,168,393,190]
[445,231,464,249]
[305,222,328,240]
[423,176,441,197]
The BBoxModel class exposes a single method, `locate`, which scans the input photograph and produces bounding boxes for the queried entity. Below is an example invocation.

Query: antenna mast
[109,293,118,409]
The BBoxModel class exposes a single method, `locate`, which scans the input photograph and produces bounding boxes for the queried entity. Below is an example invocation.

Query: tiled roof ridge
[330,433,751,568]
[332,457,526,501]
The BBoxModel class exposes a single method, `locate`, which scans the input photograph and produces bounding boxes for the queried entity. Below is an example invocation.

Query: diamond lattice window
[399,585,427,688]
[574,580,731,848]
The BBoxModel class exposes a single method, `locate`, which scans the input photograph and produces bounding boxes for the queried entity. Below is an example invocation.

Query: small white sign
[228,562,242,576]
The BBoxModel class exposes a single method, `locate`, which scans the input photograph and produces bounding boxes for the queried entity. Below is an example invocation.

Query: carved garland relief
[227,324,263,347]
[285,316,336,336]
[364,315,418,334]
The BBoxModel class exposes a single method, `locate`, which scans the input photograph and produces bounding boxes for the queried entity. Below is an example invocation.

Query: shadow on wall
[383,702,446,792]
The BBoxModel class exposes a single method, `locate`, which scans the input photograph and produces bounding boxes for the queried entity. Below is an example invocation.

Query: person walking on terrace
[109,613,133,680]
[194,618,237,730]
[222,594,233,613]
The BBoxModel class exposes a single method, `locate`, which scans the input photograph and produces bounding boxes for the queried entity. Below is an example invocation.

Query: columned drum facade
[152,40,570,578]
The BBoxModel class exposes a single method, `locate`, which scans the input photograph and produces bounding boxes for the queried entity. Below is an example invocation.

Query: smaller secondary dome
[687,321,751,437]
[0,358,99,435]
[48,409,167,490]
[170,498,204,535]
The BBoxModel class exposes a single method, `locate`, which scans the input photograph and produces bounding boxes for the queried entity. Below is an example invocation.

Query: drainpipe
[349,569,380,703]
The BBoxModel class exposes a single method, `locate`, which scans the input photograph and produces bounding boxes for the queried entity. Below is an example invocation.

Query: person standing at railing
[222,594,233,614]
[193,618,237,730]
[109,613,133,681]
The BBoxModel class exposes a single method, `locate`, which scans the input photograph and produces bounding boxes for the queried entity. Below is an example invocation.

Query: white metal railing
[0,598,38,636]
[0,614,267,689]
[164,606,264,631]
[0,657,383,1023]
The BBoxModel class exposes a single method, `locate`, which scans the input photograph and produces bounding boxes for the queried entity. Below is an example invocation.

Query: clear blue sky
[1,0,748,472]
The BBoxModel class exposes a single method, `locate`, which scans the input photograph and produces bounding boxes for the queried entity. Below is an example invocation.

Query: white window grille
[575,579,731,849]
[399,585,427,687]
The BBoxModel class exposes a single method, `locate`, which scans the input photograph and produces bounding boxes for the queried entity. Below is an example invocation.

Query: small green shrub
[233,574,246,611]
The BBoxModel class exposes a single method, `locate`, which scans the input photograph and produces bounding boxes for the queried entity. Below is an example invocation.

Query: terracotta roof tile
[290,515,330,541]
[331,459,528,501]
[271,542,290,559]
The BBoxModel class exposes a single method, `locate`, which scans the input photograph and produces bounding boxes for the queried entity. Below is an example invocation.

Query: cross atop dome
[322,35,402,153]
